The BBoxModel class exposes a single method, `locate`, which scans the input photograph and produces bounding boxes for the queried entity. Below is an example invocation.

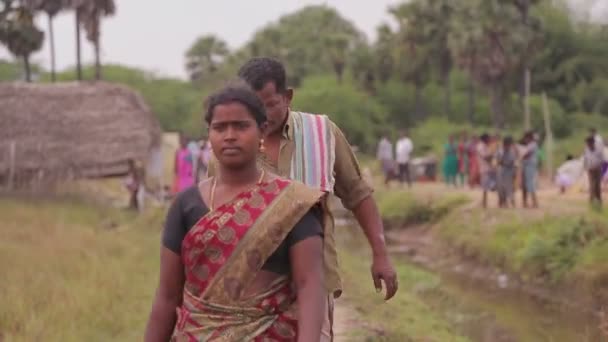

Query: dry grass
[0,197,164,341]
[0,193,470,342]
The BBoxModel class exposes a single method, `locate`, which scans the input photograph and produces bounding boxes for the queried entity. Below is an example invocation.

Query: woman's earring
[259,139,265,153]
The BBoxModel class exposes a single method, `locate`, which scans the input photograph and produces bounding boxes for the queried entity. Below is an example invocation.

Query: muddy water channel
[407,256,603,342]
[335,218,604,342]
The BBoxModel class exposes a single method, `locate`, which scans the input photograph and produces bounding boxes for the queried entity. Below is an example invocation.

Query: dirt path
[333,296,388,342]
[332,299,361,341]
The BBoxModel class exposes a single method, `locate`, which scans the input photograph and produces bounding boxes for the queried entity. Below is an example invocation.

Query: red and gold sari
[172,178,323,341]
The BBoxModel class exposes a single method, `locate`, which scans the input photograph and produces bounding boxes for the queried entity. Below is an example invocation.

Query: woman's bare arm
[144,247,185,342]
[290,236,324,342]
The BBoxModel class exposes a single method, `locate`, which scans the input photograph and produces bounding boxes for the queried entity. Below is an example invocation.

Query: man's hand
[371,253,398,300]
[350,196,399,301]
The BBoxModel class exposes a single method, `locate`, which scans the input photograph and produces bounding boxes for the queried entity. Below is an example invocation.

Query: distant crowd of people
[441,127,606,209]
[481,132,540,208]
[172,133,211,194]
[438,131,541,208]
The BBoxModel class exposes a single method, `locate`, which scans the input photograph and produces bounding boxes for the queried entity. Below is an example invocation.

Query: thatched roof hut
[0,81,162,180]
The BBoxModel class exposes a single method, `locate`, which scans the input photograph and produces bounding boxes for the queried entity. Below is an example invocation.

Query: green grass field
[335,227,470,342]
[374,183,608,293]
[0,195,470,341]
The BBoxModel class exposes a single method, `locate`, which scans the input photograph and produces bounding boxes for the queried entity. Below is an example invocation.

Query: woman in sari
[456,132,469,187]
[467,135,480,188]
[145,83,325,341]
[174,134,195,193]
[442,135,459,186]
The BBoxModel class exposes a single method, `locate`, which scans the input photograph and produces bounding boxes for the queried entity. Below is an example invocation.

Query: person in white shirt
[376,134,395,185]
[555,155,581,194]
[395,130,414,187]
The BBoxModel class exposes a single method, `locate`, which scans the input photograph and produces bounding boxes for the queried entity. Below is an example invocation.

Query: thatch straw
[0,81,161,180]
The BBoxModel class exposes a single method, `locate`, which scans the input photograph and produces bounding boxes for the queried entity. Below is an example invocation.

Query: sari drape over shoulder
[172,178,323,342]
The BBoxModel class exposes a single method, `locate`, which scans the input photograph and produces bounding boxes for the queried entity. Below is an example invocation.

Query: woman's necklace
[209,169,266,211]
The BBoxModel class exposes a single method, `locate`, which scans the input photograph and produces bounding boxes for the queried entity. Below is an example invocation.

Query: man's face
[255,81,292,135]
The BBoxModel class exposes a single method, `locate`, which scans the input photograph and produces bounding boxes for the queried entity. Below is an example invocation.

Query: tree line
[183,1,608,131]
[1,1,607,151]
[0,0,115,82]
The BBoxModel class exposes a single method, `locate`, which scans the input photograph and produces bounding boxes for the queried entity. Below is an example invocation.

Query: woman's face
[208,102,262,170]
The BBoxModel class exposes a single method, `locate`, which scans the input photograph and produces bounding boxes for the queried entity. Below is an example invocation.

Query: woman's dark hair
[238,57,287,93]
[480,133,490,143]
[504,136,513,146]
[204,81,267,127]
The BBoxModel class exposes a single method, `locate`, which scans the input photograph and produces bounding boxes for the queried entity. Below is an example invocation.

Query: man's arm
[331,123,398,300]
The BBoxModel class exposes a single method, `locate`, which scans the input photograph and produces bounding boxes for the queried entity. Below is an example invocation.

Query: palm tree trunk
[94,39,101,80]
[414,76,424,121]
[333,62,344,84]
[490,83,505,129]
[524,67,531,130]
[468,77,475,125]
[75,11,82,81]
[443,72,451,121]
[23,54,31,82]
[48,14,56,82]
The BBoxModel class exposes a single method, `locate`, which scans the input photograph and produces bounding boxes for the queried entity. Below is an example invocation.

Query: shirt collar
[281,110,294,141]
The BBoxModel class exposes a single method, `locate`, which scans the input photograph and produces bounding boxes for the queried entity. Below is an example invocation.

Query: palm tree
[185,35,229,83]
[79,0,115,80]
[511,0,542,130]
[324,33,349,83]
[350,43,376,93]
[450,0,532,129]
[0,4,44,81]
[427,0,456,121]
[390,1,432,121]
[23,0,63,82]
[449,2,481,124]
[63,0,87,80]
[374,24,395,84]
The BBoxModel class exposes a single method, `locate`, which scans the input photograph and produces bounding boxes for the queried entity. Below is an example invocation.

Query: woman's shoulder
[173,184,205,207]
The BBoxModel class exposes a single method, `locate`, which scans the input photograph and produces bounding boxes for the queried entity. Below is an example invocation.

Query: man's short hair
[238,57,288,93]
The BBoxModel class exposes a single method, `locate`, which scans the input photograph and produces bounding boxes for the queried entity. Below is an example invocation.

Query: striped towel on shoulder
[290,111,336,193]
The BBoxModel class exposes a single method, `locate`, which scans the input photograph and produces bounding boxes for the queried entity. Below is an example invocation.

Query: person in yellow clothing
[208,57,398,341]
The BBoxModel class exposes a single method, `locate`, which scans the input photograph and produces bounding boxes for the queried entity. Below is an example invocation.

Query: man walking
[377,133,395,186]
[396,130,414,187]
[585,136,603,208]
[208,57,398,341]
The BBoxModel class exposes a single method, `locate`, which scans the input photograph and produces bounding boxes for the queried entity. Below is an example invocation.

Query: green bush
[520,218,597,281]
[375,80,416,129]
[527,94,571,138]
[377,189,468,228]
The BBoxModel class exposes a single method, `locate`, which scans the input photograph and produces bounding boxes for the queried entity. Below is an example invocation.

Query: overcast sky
[0,0,401,79]
[1,0,605,80]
